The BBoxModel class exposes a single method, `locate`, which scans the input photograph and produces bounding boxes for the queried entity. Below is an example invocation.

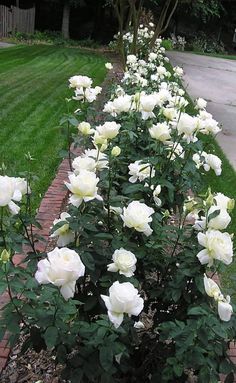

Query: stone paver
[167,51,236,170]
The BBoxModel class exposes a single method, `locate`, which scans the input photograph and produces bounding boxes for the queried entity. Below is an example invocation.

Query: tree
[109,0,224,62]
[40,0,84,39]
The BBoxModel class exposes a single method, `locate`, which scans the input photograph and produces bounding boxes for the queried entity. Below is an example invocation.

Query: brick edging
[0,157,71,371]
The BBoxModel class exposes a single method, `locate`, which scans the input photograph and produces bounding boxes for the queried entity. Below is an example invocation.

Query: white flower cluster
[69,75,102,103]
[34,30,233,331]
[0,175,29,215]
[185,190,234,321]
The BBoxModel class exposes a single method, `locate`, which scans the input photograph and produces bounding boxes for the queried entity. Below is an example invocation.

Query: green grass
[0,45,106,208]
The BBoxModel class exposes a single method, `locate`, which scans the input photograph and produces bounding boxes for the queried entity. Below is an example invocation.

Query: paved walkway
[0,42,14,48]
[167,51,236,170]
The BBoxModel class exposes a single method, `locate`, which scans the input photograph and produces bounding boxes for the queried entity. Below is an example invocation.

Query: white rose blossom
[121,201,154,236]
[96,121,121,140]
[214,193,234,211]
[101,281,144,328]
[78,121,95,136]
[177,113,199,143]
[84,149,108,171]
[139,94,156,120]
[65,171,103,207]
[107,248,137,277]
[149,122,171,143]
[153,185,162,206]
[35,247,85,300]
[204,275,233,322]
[195,97,207,110]
[128,160,155,183]
[105,62,113,70]
[0,175,28,215]
[197,229,233,266]
[207,206,231,230]
[72,155,96,174]
[51,212,74,247]
[69,75,92,89]
[218,298,233,322]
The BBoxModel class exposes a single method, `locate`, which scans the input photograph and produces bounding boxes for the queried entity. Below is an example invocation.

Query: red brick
[0,357,8,370]
[0,348,11,358]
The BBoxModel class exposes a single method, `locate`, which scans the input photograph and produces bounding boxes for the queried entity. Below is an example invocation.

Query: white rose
[218,299,233,322]
[199,118,221,135]
[72,156,96,174]
[92,132,108,152]
[111,146,121,157]
[113,95,132,114]
[139,94,156,120]
[127,54,137,64]
[149,122,171,143]
[96,121,121,140]
[214,193,234,211]
[105,62,113,70]
[207,206,231,230]
[84,149,108,171]
[85,86,102,103]
[35,247,85,300]
[65,171,103,207]
[177,113,198,143]
[0,175,28,215]
[203,274,222,301]
[162,107,177,121]
[128,160,155,183]
[153,185,162,206]
[173,66,183,76]
[121,201,154,236]
[51,212,74,247]
[69,75,92,89]
[107,248,137,277]
[103,100,117,116]
[204,154,222,176]
[78,122,95,135]
[149,52,157,61]
[101,281,144,328]
[156,66,167,76]
[197,229,233,266]
[196,97,207,109]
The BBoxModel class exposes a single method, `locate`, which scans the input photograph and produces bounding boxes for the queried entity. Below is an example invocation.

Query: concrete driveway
[0,42,14,48]
[167,51,236,170]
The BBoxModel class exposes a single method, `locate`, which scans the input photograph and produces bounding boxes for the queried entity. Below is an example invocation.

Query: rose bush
[0,25,235,383]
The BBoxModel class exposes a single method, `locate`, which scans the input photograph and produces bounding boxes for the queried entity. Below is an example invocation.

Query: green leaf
[173,364,183,377]
[220,359,233,375]
[44,326,58,349]
[188,306,208,316]
[80,252,95,271]
[208,209,220,222]
[94,233,114,240]
[99,346,113,372]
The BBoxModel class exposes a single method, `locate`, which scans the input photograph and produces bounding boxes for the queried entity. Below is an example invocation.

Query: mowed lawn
[0,45,106,207]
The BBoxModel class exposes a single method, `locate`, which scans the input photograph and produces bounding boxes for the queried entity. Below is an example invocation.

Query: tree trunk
[149,0,178,49]
[62,1,70,40]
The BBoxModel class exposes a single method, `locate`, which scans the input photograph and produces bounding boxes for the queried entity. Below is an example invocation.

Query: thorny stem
[4,263,30,330]
[67,120,72,172]
[107,142,112,232]
[0,207,7,249]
